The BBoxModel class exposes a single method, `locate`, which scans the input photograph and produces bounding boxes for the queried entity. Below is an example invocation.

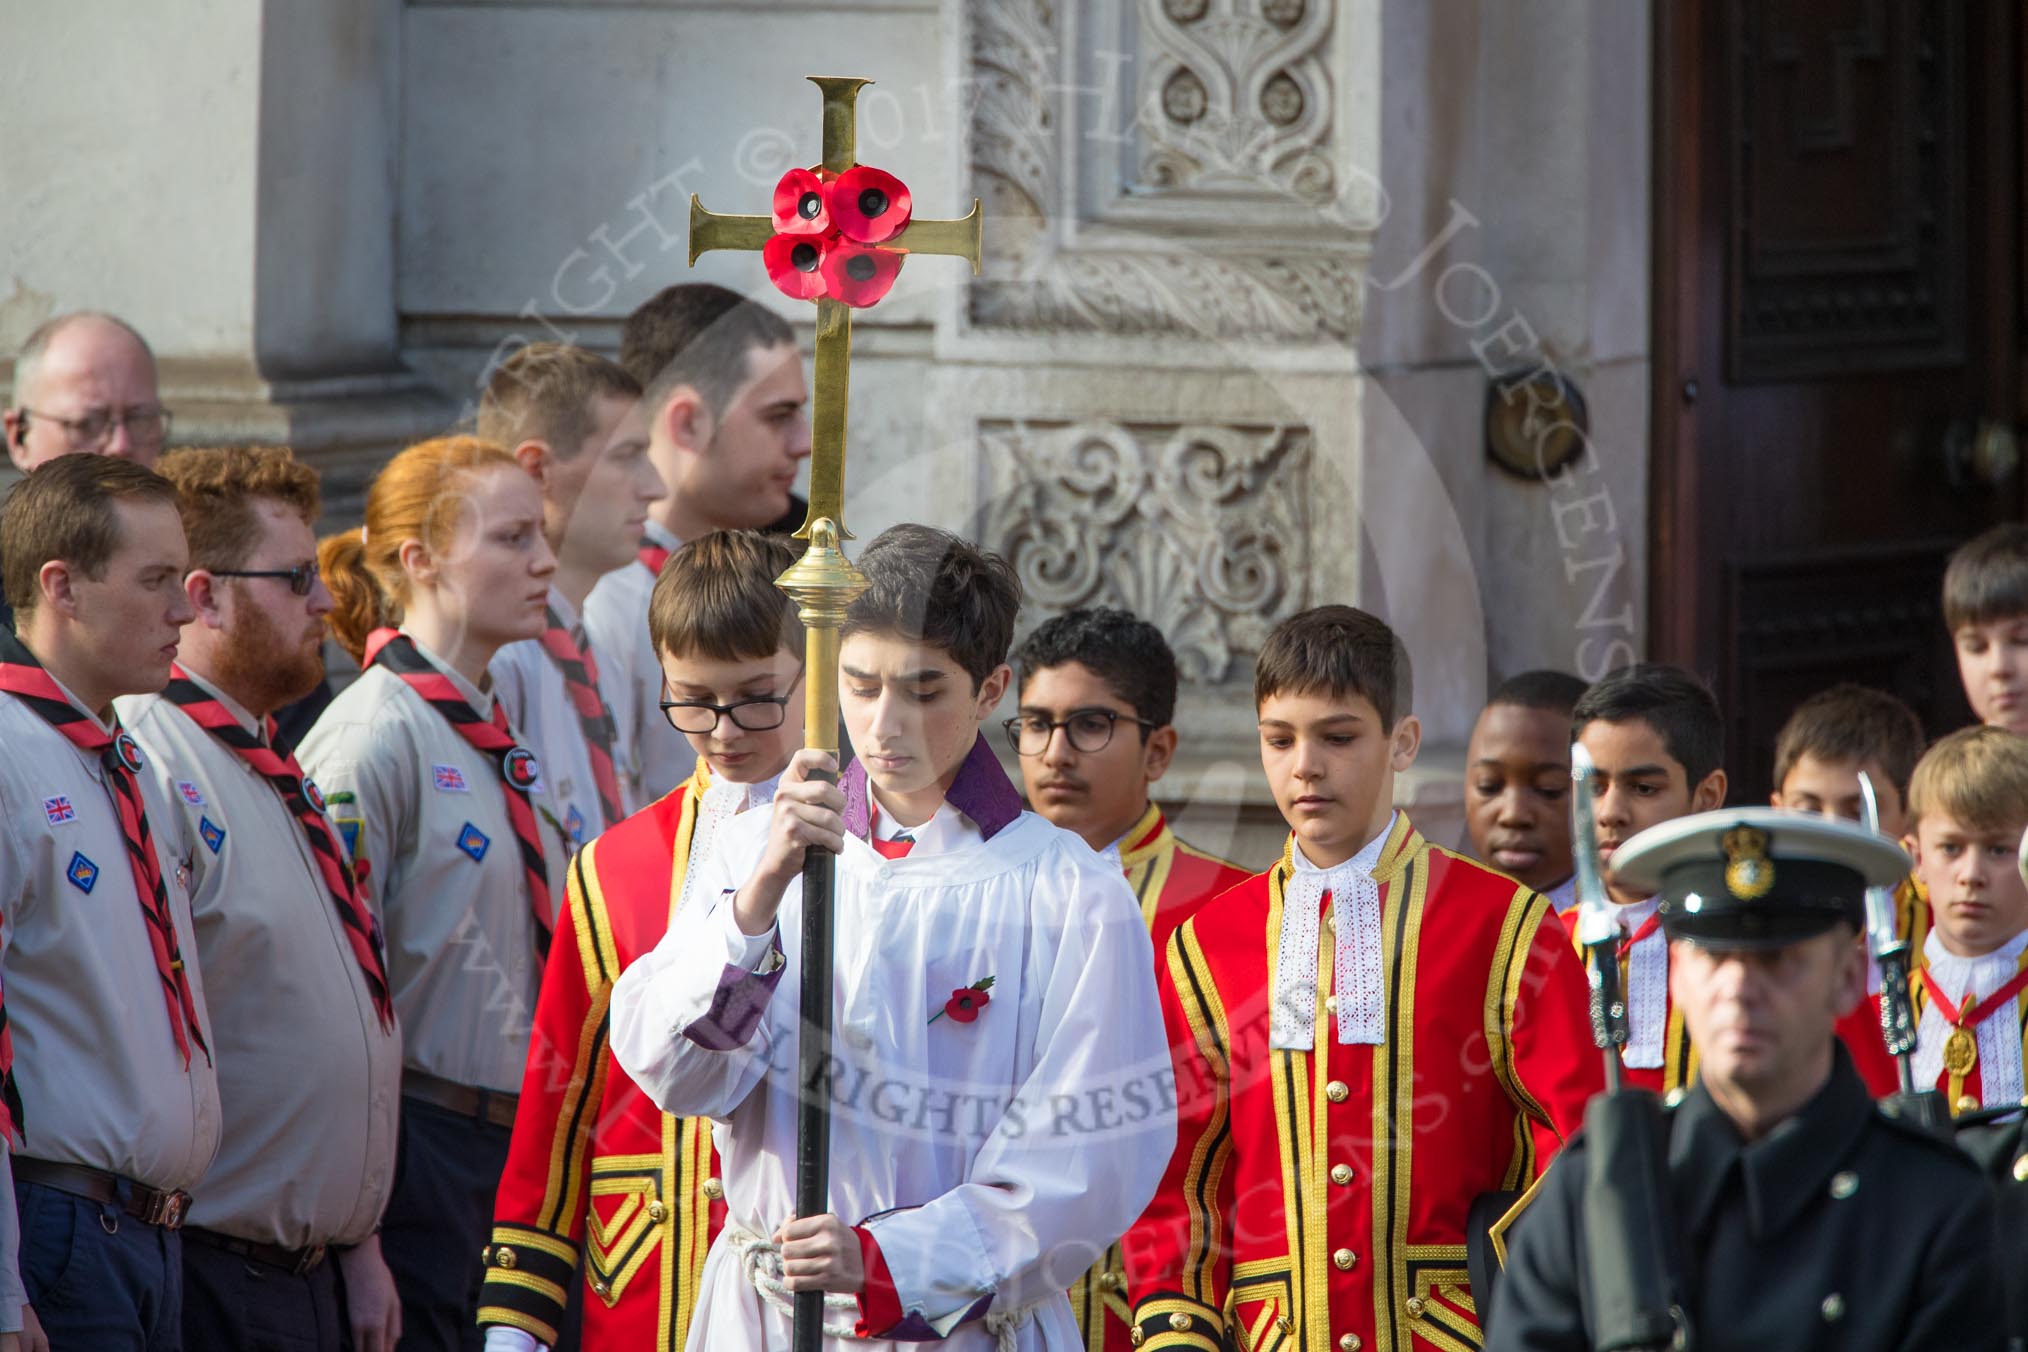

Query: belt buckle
[293,1244,327,1277]
[140,1189,191,1230]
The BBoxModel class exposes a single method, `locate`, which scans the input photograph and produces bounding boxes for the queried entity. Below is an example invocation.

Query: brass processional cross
[687,76,982,1351]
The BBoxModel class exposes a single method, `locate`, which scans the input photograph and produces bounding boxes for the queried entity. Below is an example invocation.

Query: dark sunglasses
[210,561,320,597]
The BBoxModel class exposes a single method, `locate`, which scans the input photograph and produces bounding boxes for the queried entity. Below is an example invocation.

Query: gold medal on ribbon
[1943,1025,1979,1078]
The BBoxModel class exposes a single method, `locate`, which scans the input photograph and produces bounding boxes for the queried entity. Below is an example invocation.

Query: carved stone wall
[945,0,1380,864]
[980,418,1313,685]
[964,0,1375,343]
[1135,0,1336,204]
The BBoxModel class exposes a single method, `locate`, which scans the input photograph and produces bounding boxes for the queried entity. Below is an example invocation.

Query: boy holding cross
[609,525,1174,1349]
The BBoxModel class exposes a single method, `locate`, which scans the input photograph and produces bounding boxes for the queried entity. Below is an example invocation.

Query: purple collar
[840,735,1023,842]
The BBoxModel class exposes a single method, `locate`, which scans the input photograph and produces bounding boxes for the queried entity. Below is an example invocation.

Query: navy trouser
[181,1233,347,1352]
[379,1099,511,1352]
[16,1178,184,1352]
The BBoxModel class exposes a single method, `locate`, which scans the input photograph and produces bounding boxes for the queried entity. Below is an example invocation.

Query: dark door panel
[1652,0,2021,801]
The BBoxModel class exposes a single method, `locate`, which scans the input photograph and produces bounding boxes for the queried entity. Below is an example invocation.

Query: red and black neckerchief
[536,606,624,829]
[638,542,672,577]
[0,629,209,1080]
[365,630,552,946]
[159,666,395,1029]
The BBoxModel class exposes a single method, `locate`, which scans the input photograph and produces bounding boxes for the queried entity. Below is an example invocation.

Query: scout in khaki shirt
[482,344,663,842]
[120,446,405,1352]
[0,453,222,1352]
[584,282,810,804]
[299,436,572,1352]
[582,516,685,803]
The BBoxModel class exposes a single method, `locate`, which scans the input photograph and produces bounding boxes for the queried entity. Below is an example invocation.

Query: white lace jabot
[1272,815,1395,1051]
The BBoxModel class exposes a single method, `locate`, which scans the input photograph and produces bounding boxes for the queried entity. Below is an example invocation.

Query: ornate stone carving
[979,418,1312,683]
[1162,68,1210,123]
[1136,0,1336,201]
[1260,71,1304,125]
[1261,0,1304,28]
[968,0,1061,265]
[966,0,1368,341]
[968,249,1362,340]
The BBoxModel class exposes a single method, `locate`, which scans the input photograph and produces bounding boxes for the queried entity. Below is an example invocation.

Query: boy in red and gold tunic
[1561,664,1730,1096]
[1008,607,1253,1350]
[477,531,804,1351]
[1906,726,2028,1116]
[1125,605,1601,1352]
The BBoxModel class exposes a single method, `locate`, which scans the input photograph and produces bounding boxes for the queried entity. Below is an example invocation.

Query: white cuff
[718,891,781,971]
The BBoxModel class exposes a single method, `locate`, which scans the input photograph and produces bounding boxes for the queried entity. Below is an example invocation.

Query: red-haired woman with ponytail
[298,436,571,1352]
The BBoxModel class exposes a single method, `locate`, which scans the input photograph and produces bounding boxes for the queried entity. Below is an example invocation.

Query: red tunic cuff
[854,1225,904,1337]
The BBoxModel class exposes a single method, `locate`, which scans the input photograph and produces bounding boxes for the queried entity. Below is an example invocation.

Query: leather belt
[11,1156,192,1230]
[402,1067,519,1129]
[183,1224,329,1277]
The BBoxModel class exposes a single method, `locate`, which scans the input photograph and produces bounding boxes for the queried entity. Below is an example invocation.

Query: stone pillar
[0,0,450,513]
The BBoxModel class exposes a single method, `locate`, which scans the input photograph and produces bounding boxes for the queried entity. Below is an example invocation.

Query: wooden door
[1651,0,2024,801]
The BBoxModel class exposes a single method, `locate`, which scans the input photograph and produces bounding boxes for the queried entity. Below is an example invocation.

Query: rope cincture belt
[723,1223,1037,1350]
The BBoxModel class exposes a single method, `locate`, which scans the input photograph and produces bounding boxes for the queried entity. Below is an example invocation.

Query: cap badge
[1722,824,1775,901]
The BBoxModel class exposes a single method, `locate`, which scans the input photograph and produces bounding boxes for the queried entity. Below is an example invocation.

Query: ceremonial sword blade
[1856,770,1901,958]
[1570,742,1615,948]
[1857,769,1880,834]
[1570,741,1628,1059]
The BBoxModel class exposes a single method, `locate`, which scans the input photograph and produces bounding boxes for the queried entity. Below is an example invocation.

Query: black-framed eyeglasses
[659,668,805,734]
[1004,707,1159,757]
[210,562,320,597]
[19,405,172,450]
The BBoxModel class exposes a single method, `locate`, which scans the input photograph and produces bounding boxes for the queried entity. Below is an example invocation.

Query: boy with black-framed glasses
[1006,606,1252,1349]
[1009,607,1252,946]
[658,676,802,737]
[479,529,804,1352]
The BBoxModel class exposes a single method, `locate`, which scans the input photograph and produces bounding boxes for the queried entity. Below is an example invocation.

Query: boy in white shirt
[610,524,1173,1348]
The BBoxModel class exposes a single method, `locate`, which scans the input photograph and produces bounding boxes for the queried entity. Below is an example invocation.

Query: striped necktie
[0,630,209,1071]
[536,607,624,829]
[367,630,553,947]
[160,667,395,1028]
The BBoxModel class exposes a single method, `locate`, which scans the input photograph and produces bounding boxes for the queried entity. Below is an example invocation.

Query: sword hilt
[1876,945,1921,1061]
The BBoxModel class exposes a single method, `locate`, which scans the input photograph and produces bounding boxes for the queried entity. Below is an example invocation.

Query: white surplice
[610,801,1175,1350]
